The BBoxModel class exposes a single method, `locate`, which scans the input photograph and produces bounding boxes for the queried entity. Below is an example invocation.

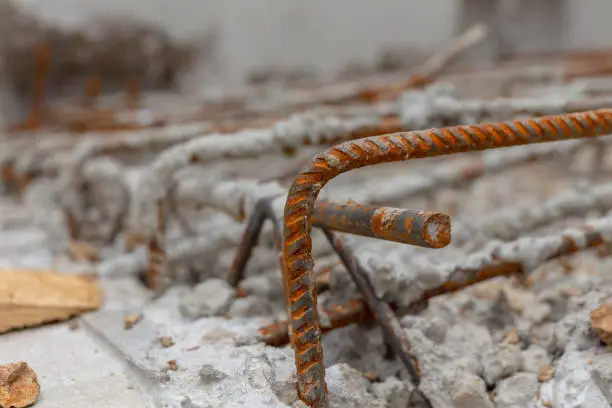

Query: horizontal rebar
[313,201,451,248]
[258,299,368,347]
[228,198,451,289]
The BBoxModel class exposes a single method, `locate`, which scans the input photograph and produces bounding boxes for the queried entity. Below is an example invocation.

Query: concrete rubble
[3,18,612,408]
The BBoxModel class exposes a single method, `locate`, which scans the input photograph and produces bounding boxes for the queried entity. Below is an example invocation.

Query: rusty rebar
[147,200,169,292]
[321,229,431,407]
[228,196,440,405]
[416,228,606,306]
[314,201,450,248]
[228,198,282,287]
[228,198,451,289]
[282,110,612,407]
[262,227,609,344]
[83,76,102,108]
[8,43,51,132]
[258,299,369,347]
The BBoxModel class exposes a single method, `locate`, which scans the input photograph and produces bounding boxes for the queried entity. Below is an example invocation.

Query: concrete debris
[179,278,236,319]
[449,374,493,408]
[5,23,612,408]
[493,373,538,408]
[481,344,524,386]
[325,364,385,408]
[371,376,413,408]
[521,345,552,374]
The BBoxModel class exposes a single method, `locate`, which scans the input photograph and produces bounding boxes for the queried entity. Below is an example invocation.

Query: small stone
[503,328,520,345]
[590,303,612,344]
[68,240,100,262]
[326,364,384,407]
[166,360,178,371]
[68,319,79,331]
[521,345,551,373]
[522,302,552,324]
[124,313,142,330]
[371,376,412,408]
[228,295,273,317]
[481,344,524,385]
[450,373,493,408]
[199,364,228,384]
[400,315,448,344]
[180,278,236,319]
[240,275,274,298]
[159,336,175,348]
[537,365,555,382]
[563,287,580,297]
[362,371,378,381]
[530,322,555,349]
[494,373,538,408]
[0,362,40,408]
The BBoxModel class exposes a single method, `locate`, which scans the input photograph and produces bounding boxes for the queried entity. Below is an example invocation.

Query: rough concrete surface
[3,21,612,408]
[4,137,612,407]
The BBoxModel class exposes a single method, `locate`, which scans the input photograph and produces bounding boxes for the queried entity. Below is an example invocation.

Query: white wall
[15,0,456,87]
[10,0,612,87]
[565,0,612,49]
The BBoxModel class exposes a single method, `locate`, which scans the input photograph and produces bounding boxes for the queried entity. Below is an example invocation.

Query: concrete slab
[0,323,151,408]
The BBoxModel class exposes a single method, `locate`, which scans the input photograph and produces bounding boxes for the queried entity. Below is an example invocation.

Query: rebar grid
[282,110,612,407]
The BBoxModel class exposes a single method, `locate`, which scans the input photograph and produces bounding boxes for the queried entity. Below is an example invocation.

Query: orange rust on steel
[64,208,80,241]
[125,78,142,110]
[228,198,282,287]
[356,74,432,104]
[321,229,429,408]
[0,163,30,194]
[8,43,52,133]
[258,299,369,347]
[228,197,449,289]
[282,110,612,407]
[414,229,605,307]
[313,201,451,248]
[146,201,168,290]
[83,76,102,108]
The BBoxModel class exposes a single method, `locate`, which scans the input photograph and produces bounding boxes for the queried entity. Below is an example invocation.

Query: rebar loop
[281,110,612,407]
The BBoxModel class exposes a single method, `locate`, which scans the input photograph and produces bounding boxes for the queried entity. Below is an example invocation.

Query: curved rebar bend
[282,109,612,407]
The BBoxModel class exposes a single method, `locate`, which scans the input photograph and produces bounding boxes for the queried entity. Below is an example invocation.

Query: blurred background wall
[10,0,612,88]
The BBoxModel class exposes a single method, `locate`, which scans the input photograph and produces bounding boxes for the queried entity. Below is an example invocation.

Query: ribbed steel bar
[282,110,612,407]
[313,201,450,248]
[228,198,282,287]
[258,299,368,347]
[413,228,606,308]
[147,200,169,291]
[228,198,451,288]
[321,229,431,407]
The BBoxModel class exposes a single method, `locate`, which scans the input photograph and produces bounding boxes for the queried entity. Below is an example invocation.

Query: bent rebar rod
[282,109,612,407]
[228,199,450,286]
[228,198,441,407]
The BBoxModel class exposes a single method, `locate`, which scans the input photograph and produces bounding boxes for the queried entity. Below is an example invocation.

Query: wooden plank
[0,268,102,334]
